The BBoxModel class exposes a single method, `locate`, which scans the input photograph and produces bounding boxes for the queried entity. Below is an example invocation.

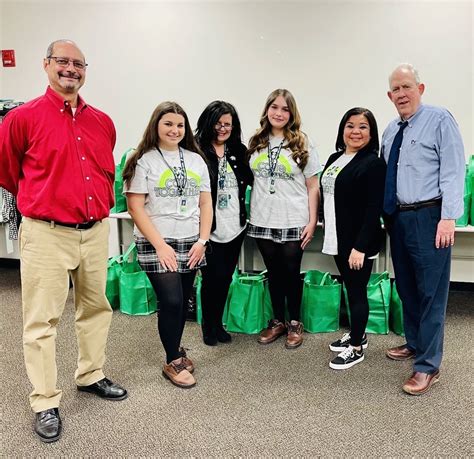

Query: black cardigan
[320,150,386,258]
[202,142,253,233]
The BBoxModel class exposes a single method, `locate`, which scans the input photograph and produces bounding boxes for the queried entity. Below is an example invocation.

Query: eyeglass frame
[47,56,88,70]
[214,122,233,131]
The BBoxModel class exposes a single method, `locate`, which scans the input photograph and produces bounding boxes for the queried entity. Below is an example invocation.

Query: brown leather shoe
[258,319,286,344]
[179,347,194,373]
[162,358,196,388]
[402,370,440,395]
[386,344,416,361]
[285,320,304,349]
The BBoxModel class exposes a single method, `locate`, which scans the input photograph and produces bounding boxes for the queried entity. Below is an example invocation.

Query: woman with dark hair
[195,101,252,346]
[123,101,212,388]
[320,107,386,370]
[247,89,322,349]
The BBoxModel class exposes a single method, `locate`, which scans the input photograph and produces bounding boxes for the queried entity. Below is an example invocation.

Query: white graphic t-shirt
[249,136,322,229]
[211,156,246,243]
[124,148,211,239]
[321,153,355,255]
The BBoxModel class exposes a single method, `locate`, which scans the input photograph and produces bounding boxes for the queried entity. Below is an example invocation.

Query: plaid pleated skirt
[135,235,206,273]
[247,224,304,244]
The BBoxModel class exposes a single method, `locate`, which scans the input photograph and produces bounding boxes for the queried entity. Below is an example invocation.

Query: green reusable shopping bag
[456,165,471,227]
[224,271,273,334]
[389,281,405,336]
[300,270,341,333]
[119,243,157,316]
[245,186,252,216]
[106,254,123,310]
[468,156,474,224]
[344,272,391,334]
[192,273,203,325]
[111,148,134,213]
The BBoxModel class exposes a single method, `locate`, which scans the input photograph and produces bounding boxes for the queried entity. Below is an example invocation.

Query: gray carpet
[1,264,473,457]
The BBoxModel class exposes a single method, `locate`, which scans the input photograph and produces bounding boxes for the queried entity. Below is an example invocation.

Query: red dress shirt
[0,86,116,223]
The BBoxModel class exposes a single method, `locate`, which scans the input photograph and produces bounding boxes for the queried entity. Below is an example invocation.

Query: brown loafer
[258,319,286,344]
[163,358,196,389]
[386,344,416,361]
[402,370,440,395]
[285,320,304,349]
[179,347,194,373]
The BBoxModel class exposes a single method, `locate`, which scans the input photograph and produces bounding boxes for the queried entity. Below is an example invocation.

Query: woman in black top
[195,101,253,346]
[320,107,386,370]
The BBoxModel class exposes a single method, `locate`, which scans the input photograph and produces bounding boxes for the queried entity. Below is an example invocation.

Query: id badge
[178,197,187,214]
[217,192,229,209]
[269,177,276,194]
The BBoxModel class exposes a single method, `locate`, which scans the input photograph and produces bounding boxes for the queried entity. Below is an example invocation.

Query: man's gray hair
[46,39,79,58]
[389,63,421,86]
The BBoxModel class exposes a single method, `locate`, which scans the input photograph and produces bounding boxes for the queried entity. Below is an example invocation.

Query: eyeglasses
[47,56,88,70]
[215,123,233,131]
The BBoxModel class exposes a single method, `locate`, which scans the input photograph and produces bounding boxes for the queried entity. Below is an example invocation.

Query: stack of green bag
[344,272,391,334]
[456,159,472,227]
[110,148,135,213]
[300,270,341,333]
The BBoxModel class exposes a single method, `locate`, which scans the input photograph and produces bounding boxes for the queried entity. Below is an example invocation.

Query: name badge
[178,197,187,214]
[218,192,229,209]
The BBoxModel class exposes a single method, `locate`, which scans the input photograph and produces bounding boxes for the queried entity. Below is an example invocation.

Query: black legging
[334,255,373,347]
[256,239,303,322]
[146,271,196,364]
[200,230,246,330]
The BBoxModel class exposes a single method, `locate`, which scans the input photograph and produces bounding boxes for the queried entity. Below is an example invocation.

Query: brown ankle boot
[163,358,196,388]
[179,347,194,373]
[258,319,287,344]
[285,320,304,349]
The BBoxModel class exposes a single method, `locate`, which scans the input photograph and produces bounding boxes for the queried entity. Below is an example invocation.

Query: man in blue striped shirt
[382,63,465,396]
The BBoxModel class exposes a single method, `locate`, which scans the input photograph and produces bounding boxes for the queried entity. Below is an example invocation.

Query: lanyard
[157,147,187,196]
[217,144,229,191]
[268,140,284,194]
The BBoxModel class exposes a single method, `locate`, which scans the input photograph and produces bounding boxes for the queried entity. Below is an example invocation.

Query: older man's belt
[42,220,99,230]
[397,198,441,212]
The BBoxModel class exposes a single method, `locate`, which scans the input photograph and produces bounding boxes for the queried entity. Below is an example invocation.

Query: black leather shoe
[216,326,232,343]
[77,377,128,400]
[35,408,62,443]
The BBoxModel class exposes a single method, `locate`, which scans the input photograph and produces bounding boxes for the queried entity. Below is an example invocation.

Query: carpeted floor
[1,264,473,457]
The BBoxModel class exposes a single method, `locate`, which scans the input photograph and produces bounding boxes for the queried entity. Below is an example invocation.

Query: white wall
[1,0,472,162]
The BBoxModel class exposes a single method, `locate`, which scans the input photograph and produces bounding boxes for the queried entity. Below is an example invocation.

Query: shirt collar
[45,86,88,114]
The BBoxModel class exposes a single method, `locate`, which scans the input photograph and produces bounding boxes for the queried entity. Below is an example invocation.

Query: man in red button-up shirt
[0,39,127,443]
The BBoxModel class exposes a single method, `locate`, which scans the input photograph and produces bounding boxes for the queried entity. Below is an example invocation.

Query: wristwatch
[197,238,209,247]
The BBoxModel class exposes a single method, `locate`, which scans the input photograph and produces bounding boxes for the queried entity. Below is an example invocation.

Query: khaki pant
[20,218,113,412]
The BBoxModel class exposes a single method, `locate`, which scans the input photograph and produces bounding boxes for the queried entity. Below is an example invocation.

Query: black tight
[256,239,303,322]
[334,255,373,347]
[146,271,196,363]
[200,231,246,330]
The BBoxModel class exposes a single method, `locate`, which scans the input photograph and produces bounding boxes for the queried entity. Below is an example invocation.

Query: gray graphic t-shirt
[124,148,211,239]
[249,136,322,229]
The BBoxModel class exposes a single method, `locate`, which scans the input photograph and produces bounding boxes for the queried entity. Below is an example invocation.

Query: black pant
[200,230,246,330]
[256,239,303,323]
[334,255,373,347]
[146,271,196,364]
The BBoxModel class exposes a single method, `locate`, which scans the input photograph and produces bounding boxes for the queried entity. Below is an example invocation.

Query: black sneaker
[329,346,364,370]
[329,332,368,352]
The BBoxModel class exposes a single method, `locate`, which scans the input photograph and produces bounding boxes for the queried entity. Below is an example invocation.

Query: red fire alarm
[2,50,16,67]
